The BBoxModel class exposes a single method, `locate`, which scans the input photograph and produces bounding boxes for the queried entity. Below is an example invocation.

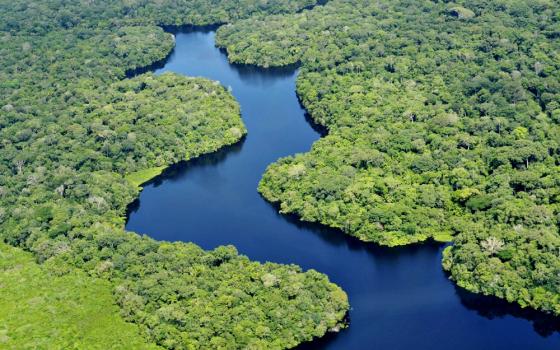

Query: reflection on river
[126,29,560,349]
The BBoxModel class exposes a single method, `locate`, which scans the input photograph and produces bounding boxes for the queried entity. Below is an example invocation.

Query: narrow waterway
[126,29,560,349]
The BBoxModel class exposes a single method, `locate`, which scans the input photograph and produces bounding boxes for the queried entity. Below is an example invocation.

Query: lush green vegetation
[0,0,348,348]
[126,167,167,189]
[0,242,160,350]
[216,0,560,315]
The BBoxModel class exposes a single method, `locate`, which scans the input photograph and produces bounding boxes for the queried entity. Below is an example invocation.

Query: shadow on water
[126,27,560,349]
[265,197,440,258]
[302,105,328,137]
[228,59,300,82]
[216,48,302,84]
[148,138,245,188]
[164,23,301,82]
[126,137,246,221]
[161,23,223,35]
[296,329,346,350]
[456,287,560,338]
[125,50,174,77]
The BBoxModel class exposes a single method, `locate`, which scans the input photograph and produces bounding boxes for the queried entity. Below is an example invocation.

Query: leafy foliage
[217,0,560,315]
[0,0,348,348]
[0,242,160,350]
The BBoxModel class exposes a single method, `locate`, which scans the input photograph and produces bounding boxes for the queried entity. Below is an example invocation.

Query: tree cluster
[216,0,560,315]
[0,0,348,348]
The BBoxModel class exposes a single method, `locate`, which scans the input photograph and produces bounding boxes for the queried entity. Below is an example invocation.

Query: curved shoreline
[121,24,350,348]
[126,27,560,347]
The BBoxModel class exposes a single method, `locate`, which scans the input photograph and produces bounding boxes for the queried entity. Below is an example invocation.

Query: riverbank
[127,29,560,349]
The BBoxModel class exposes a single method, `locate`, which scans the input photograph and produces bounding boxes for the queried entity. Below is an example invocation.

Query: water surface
[126,30,560,349]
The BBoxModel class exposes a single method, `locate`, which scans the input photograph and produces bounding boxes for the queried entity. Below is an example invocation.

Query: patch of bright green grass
[0,243,159,350]
[433,233,454,243]
[125,166,166,188]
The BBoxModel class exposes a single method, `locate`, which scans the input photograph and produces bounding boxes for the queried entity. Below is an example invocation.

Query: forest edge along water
[125,28,560,349]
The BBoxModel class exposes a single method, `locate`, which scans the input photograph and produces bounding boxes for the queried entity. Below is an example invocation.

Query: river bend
[126,29,560,349]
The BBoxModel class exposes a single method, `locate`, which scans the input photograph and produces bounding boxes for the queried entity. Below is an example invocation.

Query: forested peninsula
[0,1,348,349]
[216,0,560,316]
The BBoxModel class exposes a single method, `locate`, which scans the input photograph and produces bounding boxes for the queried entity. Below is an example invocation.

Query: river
[126,29,560,349]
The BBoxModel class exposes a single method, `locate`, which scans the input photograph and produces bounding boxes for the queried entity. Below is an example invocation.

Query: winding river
[126,29,560,349]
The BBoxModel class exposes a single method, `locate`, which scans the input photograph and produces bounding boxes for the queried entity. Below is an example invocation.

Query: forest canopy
[0,0,348,349]
[0,242,161,349]
[216,0,560,315]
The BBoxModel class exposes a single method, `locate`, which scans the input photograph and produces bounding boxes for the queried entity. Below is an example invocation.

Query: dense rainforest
[216,0,560,316]
[0,0,349,349]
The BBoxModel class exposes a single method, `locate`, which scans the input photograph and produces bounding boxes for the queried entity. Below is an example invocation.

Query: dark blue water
[126,30,560,349]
